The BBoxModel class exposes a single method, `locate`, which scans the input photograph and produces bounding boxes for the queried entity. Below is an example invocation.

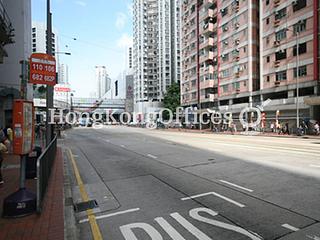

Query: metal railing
[36,135,57,213]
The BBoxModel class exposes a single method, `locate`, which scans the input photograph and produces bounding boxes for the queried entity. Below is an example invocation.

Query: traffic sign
[29,53,56,86]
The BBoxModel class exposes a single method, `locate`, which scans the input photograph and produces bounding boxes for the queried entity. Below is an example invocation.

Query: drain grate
[74,200,99,213]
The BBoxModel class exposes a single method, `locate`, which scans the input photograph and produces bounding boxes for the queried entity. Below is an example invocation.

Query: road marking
[310,164,320,168]
[120,144,126,148]
[79,208,140,224]
[171,212,212,240]
[147,154,158,159]
[281,224,300,232]
[155,217,186,240]
[181,192,245,208]
[67,149,103,240]
[219,180,254,192]
[307,235,320,240]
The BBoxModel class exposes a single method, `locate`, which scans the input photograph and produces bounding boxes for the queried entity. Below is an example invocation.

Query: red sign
[54,87,71,92]
[13,100,34,155]
[29,53,56,86]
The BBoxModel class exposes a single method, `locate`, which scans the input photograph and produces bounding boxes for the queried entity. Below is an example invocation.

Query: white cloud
[74,1,87,7]
[117,33,133,49]
[115,12,127,30]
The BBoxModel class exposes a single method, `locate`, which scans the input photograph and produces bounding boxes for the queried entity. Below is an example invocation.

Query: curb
[63,148,79,240]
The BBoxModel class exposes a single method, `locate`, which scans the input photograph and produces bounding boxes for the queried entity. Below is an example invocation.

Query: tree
[163,82,181,119]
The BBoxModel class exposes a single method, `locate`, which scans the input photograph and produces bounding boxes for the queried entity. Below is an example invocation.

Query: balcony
[199,51,214,63]
[201,22,216,35]
[0,1,15,63]
[199,37,214,49]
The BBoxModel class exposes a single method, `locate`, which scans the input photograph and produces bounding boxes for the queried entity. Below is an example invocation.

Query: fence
[36,134,57,213]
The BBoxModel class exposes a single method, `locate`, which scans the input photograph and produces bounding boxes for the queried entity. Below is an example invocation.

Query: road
[63,126,320,240]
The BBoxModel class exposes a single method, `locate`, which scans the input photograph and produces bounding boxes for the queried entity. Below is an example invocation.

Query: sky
[32,0,133,97]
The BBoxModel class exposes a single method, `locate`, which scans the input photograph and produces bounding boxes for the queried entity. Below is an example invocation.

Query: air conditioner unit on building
[235,23,240,29]
[274,19,281,27]
[235,39,240,45]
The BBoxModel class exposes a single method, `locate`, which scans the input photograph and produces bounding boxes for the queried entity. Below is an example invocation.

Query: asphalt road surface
[63,126,320,240]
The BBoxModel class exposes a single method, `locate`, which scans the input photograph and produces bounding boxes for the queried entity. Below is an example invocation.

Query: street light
[286,21,302,133]
[54,52,71,56]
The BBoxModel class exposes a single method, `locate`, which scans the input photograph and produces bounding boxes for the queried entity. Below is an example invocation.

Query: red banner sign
[29,53,56,86]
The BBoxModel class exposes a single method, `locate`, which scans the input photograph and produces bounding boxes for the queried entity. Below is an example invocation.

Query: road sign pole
[46,0,54,146]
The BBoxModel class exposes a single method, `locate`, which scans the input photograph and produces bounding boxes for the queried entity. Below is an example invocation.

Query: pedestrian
[270,122,275,133]
[314,122,320,136]
[0,127,8,185]
[285,122,290,135]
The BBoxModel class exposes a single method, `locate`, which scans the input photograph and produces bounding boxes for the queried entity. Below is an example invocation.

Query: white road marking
[120,223,163,240]
[120,145,126,148]
[307,235,320,240]
[79,208,140,224]
[281,224,300,232]
[171,212,212,240]
[72,155,79,158]
[310,164,320,168]
[181,192,245,208]
[147,154,158,159]
[219,180,254,192]
[155,217,186,240]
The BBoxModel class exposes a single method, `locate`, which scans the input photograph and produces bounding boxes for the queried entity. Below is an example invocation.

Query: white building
[0,0,32,127]
[58,63,69,84]
[31,21,57,56]
[95,66,111,99]
[133,0,181,113]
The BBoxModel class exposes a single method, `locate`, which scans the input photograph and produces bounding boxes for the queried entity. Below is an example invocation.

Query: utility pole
[46,0,54,145]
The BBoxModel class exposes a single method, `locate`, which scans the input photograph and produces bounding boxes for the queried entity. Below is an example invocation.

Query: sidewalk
[157,127,320,139]
[0,148,64,240]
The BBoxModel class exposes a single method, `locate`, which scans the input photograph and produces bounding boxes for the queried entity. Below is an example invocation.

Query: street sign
[12,100,34,155]
[29,53,56,86]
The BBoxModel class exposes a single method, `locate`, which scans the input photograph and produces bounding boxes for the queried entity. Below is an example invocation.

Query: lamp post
[287,22,301,133]
[46,0,53,146]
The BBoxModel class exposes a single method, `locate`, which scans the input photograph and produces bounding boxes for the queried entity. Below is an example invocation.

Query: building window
[32,33,36,38]
[293,0,307,12]
[221,69,230,78]
[222,85,229,92]
[222,53,229,62]
[221,7,228,17]
[293,20,307,34]
[33,48,36,52]
[233,82,240,90]
[293,42,307,56]
[266,18,270,25]
[266,0,269,5]
[276,70,287,81]
[275,49,287,60]
[275,7,287,20]
[32,27,36,32]
[266,36,270,44]
[266,56,270,63]
[267,76,270,82]
[275,29,287,41]
[293,65,307,77]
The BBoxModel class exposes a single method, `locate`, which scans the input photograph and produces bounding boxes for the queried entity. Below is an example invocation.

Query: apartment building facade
[181,0,320,127]
[133,0,181,113]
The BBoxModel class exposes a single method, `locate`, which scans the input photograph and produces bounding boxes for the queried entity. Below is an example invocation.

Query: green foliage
[163,82,181,118]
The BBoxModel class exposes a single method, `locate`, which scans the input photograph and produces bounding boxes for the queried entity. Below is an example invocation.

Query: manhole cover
[74,200,99,213]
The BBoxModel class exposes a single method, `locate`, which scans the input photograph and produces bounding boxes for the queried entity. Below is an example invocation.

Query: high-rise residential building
[133,0,181,113]
[0,0,32,127]
[31,21,57,56]
[181,0,320,125]
[58,63,69,84]
[95,66,111,98]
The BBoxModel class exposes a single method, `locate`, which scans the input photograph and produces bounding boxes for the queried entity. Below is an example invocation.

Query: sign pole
[46,0,54,146]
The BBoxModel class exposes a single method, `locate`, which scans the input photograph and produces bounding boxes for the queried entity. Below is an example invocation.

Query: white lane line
[310,164,320,168]
[281,224,300,232]
[181,192,245,208]
[147,154,158,159]
[219,180,254,193]
[307,235,320,240]
[79,208,140,224]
